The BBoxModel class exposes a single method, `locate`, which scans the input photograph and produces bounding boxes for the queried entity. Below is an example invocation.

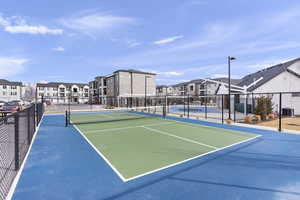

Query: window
[84,93,88,97]
[59,88,65,92]
[292,92,300,97]
[60,93,65,97]
[39,93,44,97]
[53,93,58,97]
[11,92,17,95]
[3,91,6,96]
[11,85,17,89]
[53,87,58,91]
[190,85,194,91]
[73,88,78,92]
[39,87,44,91]
[3,85,7,89]
[84,88,88,93]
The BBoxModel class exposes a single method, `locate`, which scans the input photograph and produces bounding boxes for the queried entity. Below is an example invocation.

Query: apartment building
[89,69,156,104]
[36,82,89,104]
[0,79,23,102]
[157,79,226,96]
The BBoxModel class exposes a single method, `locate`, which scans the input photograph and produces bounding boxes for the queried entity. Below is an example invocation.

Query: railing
[0,102,44,200]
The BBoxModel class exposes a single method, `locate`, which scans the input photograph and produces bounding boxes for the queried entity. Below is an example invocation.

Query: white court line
[142,126,218,150]
[167,119,257,136]
[73,119,261,183]
[173,120,256,137]
[85,122,176,134]
[72,125,127,182]
[6,115,45,200]
[125,134,262,182]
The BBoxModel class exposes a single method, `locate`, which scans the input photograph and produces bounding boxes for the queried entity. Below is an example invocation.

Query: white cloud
[60,12,137,36]
[0,15,63,35]
[153,36,184,45]
[52,46,65,52]
[0,57,28,77]
[211,74,241,79]
[138,68,183,77]
[163,71,183,76]
[129,42,141,47]
[5,25,63,35]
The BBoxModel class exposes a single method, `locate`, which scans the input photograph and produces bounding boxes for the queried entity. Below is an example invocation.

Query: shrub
[255,96,273,120]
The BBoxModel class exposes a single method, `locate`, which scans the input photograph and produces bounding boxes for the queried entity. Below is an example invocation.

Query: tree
[255,96,273,120]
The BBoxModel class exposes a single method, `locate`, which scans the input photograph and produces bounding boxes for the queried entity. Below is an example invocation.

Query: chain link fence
[0,102,44,200]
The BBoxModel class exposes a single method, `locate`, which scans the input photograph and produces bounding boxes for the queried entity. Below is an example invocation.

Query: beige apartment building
[89,69,156,104]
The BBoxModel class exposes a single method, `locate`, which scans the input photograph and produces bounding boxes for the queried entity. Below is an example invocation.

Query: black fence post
[279,92,282,132]
[187,94,190,119]
[205,96,208,119]
[14,114,20,170]
[233,94,236,122]
[183,96,186,116]
[27,108,31,145]
[222,94,224,124]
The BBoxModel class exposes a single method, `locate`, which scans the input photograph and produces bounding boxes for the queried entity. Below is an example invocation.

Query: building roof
[114,69,156,75]
[238,57,300,91]
[211,78,242,85]
[36,82,88,87]
[0,79,22,86]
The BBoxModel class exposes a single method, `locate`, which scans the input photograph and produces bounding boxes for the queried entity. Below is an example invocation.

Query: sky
[1,0,300,85]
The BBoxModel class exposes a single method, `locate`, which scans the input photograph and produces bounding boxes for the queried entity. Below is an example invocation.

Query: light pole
[228,56,236,120]
[145,76,151,107]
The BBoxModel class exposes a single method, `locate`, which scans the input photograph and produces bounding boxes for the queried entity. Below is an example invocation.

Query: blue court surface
[11,113,300,200]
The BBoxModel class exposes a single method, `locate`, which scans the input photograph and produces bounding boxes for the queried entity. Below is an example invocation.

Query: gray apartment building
[89,69,156,104]
[0,79,23,102]
[36,82,89,104]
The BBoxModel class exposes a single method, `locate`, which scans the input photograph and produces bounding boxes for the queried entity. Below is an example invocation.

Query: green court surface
[71,112,260,181]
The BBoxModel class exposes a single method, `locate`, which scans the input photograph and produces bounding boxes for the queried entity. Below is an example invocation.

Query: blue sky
[1,0,300,85]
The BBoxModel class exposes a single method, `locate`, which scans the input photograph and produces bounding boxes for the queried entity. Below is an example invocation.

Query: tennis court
[68,111,260,181]
[11,110,300,200]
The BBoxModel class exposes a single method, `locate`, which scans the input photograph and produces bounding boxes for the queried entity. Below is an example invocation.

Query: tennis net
[66,107,165,126]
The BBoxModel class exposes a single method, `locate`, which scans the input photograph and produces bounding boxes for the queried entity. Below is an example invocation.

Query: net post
[279,92,282,132]
[65,110,68,127]
[14,113,20,170]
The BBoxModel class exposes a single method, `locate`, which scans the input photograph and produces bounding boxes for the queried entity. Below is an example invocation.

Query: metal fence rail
[0,102,44,200]
[44,92,300,132]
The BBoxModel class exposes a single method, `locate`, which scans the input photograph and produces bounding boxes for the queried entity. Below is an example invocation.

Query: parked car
[88,101,101,105]
[0,101,6,111]
[45,100,52,105]
[2,102,21,112]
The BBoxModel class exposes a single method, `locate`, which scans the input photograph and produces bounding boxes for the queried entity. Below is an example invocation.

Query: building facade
[237,57,300,115]
[0,79,23,102]
[36,82,89,104]
[90,69,156,104]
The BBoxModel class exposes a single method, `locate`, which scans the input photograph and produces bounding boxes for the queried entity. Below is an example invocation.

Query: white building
[36,82,89,104]
[237,57,300,115]
[0,79,23,102]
